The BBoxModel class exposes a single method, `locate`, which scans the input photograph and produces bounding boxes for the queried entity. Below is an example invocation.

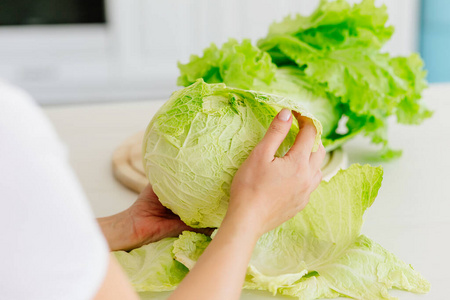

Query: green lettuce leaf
[258,0,431,157]
[177,39,276,90]
[177,1,431,157]
[265,0,393,53]
[390,54,433,125]
[172,231,211,270]
[257,66,342,138]
[171,164,430,299]
[113,238,188,292]
[317,235,430,299]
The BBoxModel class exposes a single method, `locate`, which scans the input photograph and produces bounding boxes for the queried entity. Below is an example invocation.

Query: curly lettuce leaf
[390,54,433,125]
[265,0,393,52]
[177,39,276,90]
[177,0,431,159]
[258,0,431,158]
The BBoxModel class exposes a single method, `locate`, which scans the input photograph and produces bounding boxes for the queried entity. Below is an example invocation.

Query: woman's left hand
[98,184,211,251]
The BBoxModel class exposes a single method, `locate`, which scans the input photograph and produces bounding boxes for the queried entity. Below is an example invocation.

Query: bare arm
[169,211,261,300]
[169,109,325,300]
[93,255,140,300]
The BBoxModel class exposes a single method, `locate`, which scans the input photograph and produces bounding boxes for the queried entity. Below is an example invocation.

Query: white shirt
[0,81,109,300]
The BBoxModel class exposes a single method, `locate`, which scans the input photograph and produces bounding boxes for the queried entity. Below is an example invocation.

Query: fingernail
[278,108,291,121]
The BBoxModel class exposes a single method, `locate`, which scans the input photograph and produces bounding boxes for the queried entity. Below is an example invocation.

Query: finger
[140,183,156,198]
[255,108,293,159]
[310,169,323,192]
[309,141,326,171]
[285,112,317,161]
[141,220,191,245]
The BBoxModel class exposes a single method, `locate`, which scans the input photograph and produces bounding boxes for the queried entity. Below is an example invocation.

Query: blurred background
[0,0,447,105]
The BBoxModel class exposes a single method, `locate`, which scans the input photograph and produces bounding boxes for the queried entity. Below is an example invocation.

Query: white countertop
[44,84,450,300]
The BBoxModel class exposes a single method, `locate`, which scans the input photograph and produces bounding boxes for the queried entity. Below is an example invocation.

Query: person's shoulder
[0,79,36,110]
[0,79,67,160]
[0,79,41,126]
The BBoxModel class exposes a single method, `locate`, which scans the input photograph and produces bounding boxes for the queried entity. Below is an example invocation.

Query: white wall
[0,0,420,104]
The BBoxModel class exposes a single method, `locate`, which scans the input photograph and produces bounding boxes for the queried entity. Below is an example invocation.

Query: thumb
[255,108,293,159]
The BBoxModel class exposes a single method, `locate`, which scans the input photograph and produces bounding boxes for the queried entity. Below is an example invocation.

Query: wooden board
[112,132,347,193]
[112,131,147,193]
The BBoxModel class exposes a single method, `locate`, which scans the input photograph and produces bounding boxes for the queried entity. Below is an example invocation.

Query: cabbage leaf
[114,238,188,292]
[172,164,430,299]
[114,165,430,299]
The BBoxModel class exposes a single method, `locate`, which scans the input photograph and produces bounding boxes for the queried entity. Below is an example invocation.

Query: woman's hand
[98,184,210,251]
[227,108,325,238]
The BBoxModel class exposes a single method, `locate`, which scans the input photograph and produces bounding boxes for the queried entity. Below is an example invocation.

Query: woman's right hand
[227,108,325,238]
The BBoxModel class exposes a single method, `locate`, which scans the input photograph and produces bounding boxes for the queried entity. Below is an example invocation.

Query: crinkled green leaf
[265,0,393,51]
[390,54,433,125]
[143,80,322,228]
[257,0,431,157]
[171,165,430,299]
[318,235,430,300]
[244,164,383,294]
[177,39,276,90]
[258,66,342,138]
[113,238,187,292]
[177,0,431,158]
[172,231,211,269]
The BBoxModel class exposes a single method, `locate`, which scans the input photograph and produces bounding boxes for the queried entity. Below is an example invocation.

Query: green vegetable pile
[115,78,429,299]
[114,1,430,299]
[115,165,430,299]
[178,0,431,159]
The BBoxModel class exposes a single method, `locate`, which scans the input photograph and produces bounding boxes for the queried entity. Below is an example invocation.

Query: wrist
[97,209,139,251]
[220,204,263,245]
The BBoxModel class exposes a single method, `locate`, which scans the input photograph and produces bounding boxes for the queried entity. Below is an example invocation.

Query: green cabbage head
[142,79,322,228]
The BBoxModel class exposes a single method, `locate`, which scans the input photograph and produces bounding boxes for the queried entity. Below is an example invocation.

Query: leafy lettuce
[178,0,432,159]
